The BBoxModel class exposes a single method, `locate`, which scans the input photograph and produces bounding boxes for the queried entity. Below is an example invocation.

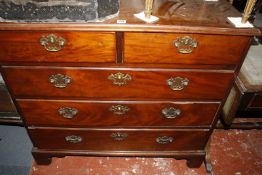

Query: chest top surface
[0,0,260,36]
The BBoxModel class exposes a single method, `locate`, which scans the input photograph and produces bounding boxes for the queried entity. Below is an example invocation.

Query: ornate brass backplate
[109,105,130,115]
[108,72,132,86]
[166,77,189,91]
[156,136,174,144]
[162,107,181,119]
[111,132,128,141]
[40,34,66,52]
[65,135,82,143]
[173,36,198,54]
[58,107,78,119]
[49,74,72,88]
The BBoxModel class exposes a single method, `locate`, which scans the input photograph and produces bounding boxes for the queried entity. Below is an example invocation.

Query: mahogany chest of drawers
[0,0,260,169]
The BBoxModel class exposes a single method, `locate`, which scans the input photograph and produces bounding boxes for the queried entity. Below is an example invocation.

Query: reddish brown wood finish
[17,99,220,127]
[0,0,257,167]
[0,31,116,63]
[2,67,234,100]
[124,33,250,65]
[28,128,209,151]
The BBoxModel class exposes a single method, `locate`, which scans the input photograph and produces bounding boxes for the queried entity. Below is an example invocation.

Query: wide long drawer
[3,67,234,100]
[18,99,220,127]
[125,33,250,65]
[29,128,209,151]
[0,31,116,63]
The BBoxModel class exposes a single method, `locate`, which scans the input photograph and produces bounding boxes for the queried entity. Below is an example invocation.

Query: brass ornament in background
[109,105,130,115]
[173,36,198,54]
[156,136,174,144]
[108,72,132,86]
[167,77,189,91]
[65,135,82,143]
[144,0,154,19]
[162,107,181,119]
[241,0,257,23]
[49,74,72,88]
[111,132,128,141]
[58,107,78,119]
[40,34,66,52]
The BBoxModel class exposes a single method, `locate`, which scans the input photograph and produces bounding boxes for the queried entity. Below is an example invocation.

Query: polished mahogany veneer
[2,67,233,100]
[0,0,259,169]
[124,33,250,65]
[0,31,116,63]
[29,128,209,151]
[17,99,220,127]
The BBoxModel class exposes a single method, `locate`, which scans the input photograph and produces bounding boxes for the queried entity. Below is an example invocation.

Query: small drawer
[3,67,234,100]
[124,33,250,65]
[18,100,220,127]
[0,31,116,63]
[28,128,210,151]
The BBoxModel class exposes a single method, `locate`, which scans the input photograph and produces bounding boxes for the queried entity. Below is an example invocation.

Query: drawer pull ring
[40,34,66,52]
[58,107,78,119]
[162,107,181,119]
[109,105,130,115]
[156,136,174,144]
[49,74,72,88]
[167,77,189,91]
[173,36,198,54]
[108,72,132,86]
[65,135,82,143]
[111,132,128,141]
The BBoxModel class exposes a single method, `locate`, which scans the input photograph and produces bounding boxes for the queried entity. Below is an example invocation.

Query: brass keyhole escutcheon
[167,77,189,91]
[109,105,130,115]
[49,74,72,88]
[65,135,82,143]
[173,36,198,54]
[156,136,174,144]
[162,107,181,119]
[58,107,78,119]
[108,72,132,86]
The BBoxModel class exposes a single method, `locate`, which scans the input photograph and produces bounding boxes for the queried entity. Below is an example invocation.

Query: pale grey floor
[0,125,33,175]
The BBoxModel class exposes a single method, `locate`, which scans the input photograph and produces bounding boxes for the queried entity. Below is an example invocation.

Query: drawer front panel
[18,100,220,127]
[125,33,250,65]
[0,31,116,63]
[29,128,209,151]
[3,67,234,100]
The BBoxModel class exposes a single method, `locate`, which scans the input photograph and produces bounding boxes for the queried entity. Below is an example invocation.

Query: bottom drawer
[29,128,209,151]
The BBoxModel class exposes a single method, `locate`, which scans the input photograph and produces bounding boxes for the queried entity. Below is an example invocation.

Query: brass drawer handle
[162,107,181,119]
[58,107,78,119]
[167,77,189,91]
[109,105,130,115]
[65,135,82,143]
[40,34,66,52]
[156,136,174,144]
[111,132,128,141]
[173,36,198,54]
[49,74,72,88]
[108,72,132,86]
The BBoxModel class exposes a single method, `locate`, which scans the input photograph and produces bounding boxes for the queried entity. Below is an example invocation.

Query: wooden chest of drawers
[0,0,260,169]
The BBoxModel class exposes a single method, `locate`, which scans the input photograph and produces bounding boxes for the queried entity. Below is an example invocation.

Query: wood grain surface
[17,99,220,127]
[3,67,234,100]
[0,31,116,63]
[29,128,210,151]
